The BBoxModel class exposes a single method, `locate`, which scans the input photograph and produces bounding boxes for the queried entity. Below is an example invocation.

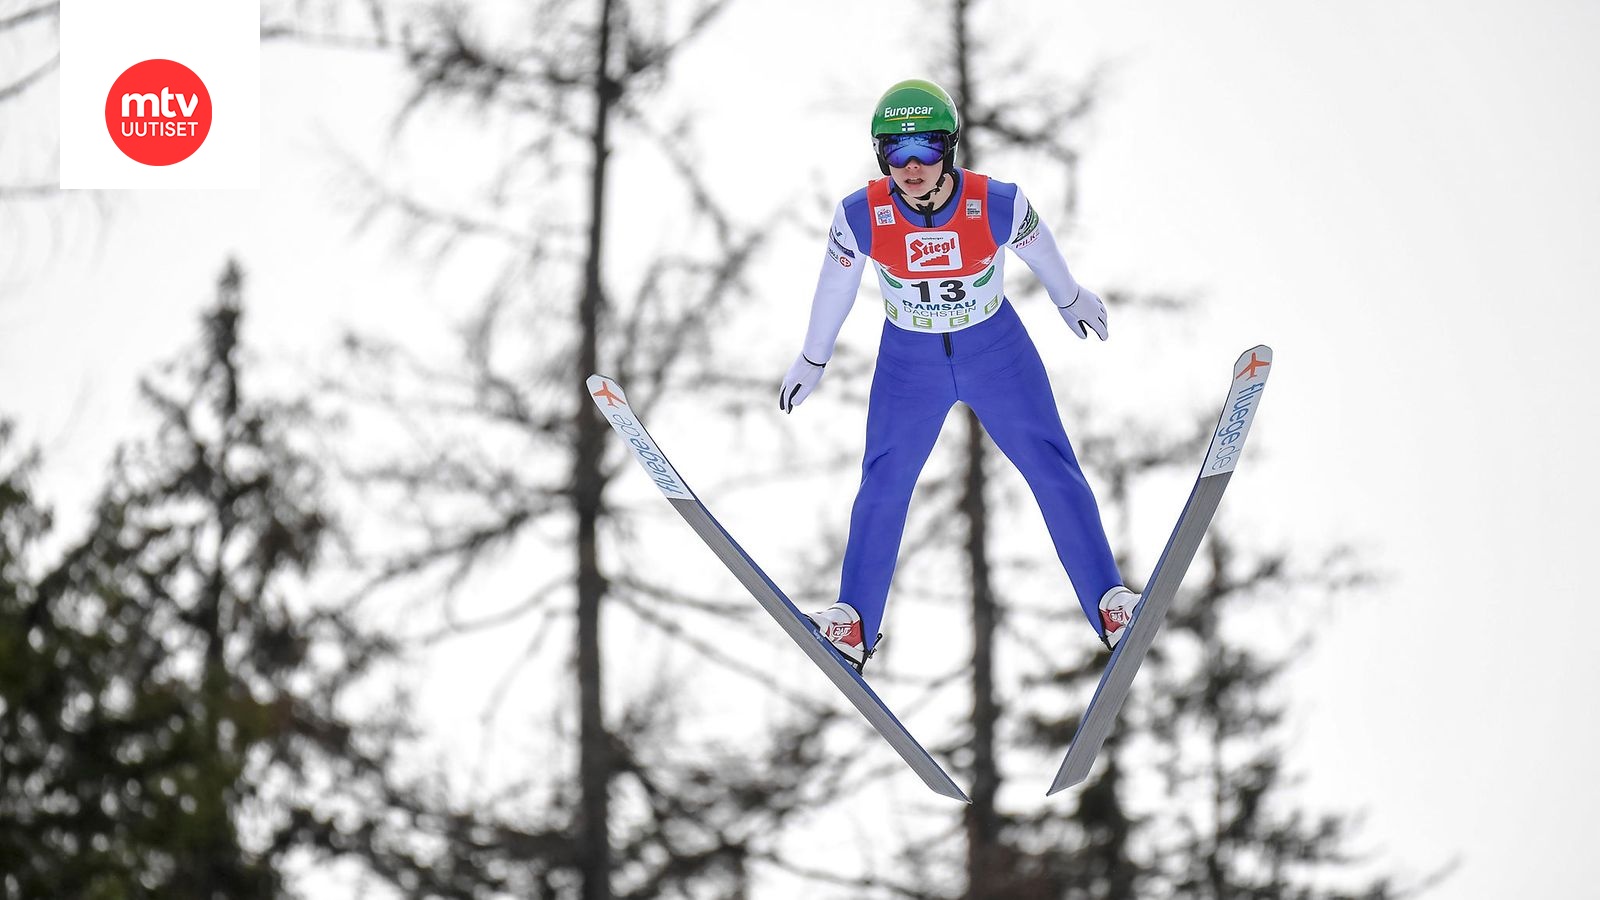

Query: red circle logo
[104,59,212,166]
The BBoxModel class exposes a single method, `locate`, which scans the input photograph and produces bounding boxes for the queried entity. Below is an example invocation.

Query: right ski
[1047,345,1273,794]
[587,374,971,803]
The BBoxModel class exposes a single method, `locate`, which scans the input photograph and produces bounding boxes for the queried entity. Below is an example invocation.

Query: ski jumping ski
[586,374,971,803]
[1048,345,1274,795]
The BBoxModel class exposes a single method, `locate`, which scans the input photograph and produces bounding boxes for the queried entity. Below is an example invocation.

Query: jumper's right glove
[1058,286,1108,341]
[779,353,827,413]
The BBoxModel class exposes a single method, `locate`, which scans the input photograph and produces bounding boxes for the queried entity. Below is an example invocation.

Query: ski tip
[1231,345,1273,385]
[1202,346,1273,477]
[586,374,631,412]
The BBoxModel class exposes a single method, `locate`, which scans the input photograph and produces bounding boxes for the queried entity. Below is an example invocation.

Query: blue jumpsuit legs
[837,301,1122,646]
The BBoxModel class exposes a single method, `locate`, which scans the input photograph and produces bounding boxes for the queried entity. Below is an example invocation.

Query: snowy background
[5,0,1599,896]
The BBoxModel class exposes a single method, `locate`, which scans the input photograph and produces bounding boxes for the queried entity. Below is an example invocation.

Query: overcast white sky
[4,0,1599,896]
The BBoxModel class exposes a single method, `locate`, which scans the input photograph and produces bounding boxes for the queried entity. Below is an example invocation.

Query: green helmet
[870,78,960,175]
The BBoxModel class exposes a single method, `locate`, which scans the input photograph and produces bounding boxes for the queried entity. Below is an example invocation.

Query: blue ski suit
[793,169,1123,647]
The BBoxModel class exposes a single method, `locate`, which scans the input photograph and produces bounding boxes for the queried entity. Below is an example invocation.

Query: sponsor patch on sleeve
[827,235,855,267]
[1013,202,1041,247]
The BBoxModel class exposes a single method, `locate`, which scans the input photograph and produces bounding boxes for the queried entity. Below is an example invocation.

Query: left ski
[1047,345,1274,794]
[586,375,971,803]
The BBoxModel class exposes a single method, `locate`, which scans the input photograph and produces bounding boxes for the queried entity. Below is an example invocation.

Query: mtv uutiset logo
[60,0,258,188]
[105,60,212,166]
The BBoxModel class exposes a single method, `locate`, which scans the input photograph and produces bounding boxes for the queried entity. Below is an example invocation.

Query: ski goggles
[877,131,948,168]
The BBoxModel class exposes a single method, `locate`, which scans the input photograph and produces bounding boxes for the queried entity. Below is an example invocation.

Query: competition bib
[866,170,1006,334]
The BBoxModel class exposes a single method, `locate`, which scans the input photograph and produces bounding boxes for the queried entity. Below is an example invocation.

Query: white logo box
[60,0,259,188]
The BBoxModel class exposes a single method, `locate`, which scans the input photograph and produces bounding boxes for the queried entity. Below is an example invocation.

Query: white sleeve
[799,203,866,363]
[1006,187,1084,309]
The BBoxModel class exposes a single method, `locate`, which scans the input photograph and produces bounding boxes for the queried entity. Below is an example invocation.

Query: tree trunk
[574,0,617,897]
[961,410,1004,898]
[949,7,1005,895]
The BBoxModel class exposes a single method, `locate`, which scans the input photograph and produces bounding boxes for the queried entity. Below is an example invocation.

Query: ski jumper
[800,170,1123,647]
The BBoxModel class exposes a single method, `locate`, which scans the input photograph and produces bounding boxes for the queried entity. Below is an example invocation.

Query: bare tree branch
[0,1,56,31]
[0,52,55,103]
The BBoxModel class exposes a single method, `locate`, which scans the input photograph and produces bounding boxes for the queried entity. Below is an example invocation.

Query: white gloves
[779,353,827,413]
[1057,286,1108,340]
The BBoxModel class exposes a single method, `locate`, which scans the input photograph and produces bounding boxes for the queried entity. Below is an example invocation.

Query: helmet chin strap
[909,171,948,211]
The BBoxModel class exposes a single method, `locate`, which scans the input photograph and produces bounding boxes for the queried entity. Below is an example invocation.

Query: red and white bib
[866,170,1007,333]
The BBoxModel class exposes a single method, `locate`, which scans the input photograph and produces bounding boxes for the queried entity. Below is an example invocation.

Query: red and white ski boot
[807,602,871,672]
[1098,586,1143,650]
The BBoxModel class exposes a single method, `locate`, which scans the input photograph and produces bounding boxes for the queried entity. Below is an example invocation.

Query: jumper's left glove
[1058,286,1108,340]
[779,353,827,413]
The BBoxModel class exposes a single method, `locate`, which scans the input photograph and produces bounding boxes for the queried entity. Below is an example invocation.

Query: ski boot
[1098,586,1143,651]
[807,602,876,673]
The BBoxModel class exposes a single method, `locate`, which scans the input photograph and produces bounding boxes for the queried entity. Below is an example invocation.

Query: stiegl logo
[104,59,212,166]
[906,232,962,271]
